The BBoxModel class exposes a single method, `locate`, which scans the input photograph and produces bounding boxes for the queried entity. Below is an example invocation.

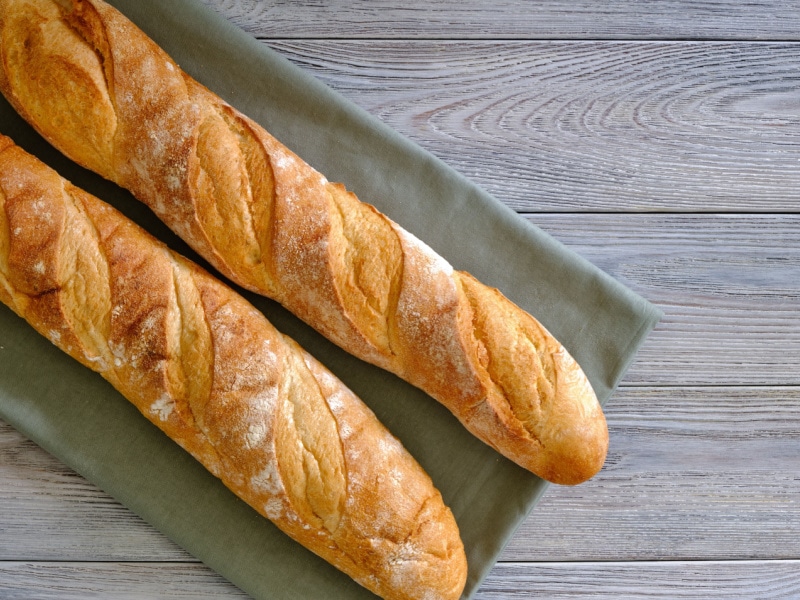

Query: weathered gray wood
[3,385,798,562]
[197,0,800,41]
[477,561,800,598]
[528,214,800,386]
[1,559,798,599]
[254,41,800,212]
[0,562,248,599]
[509,386,800,561]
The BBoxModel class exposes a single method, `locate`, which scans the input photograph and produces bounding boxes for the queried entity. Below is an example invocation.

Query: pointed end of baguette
[457,272,608,485]
[537,416,609,486]
[534,352,609,486]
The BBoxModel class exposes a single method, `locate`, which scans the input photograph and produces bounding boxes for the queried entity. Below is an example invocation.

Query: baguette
[0,133,467,600]
[0,0,608,484]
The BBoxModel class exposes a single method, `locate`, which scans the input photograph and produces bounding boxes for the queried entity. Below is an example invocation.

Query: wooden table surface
[2,1,800,598]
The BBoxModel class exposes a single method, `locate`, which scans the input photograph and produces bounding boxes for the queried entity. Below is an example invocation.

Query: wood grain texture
[477,561,800,598]
[529,214,800,386]
[197,0,800,41]
[0,562,247,599]
[254,41,800,212]
[510,385,800,561]
[1,559,799,599]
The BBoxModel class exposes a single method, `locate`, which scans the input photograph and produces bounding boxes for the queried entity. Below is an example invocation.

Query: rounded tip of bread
[539,408,609,486]
[394,500,468,600]
[537,358,609,486]
[363,512,467,600]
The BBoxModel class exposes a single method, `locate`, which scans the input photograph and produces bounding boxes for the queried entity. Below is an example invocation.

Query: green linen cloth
[0,1,662,598]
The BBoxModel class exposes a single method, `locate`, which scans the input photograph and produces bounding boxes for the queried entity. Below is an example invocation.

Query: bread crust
[0,133,467,600]
[0,0,608,484]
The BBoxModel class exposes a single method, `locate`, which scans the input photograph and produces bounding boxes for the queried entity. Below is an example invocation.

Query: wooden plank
[1,559,798,599]
[529,214,800,386]
[507,386,800,561]
[3,385,798,562]
[477,561,800,598]
[251,41,800,212]
[197,0,800,41]
[0,562,247,599]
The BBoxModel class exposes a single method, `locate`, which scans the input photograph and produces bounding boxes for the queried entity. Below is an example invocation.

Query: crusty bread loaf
[0,0,608,484]
[0,133,467,600]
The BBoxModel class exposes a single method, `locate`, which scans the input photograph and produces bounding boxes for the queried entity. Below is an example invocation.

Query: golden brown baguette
[0,133,467,600]
[0,0,608,484]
